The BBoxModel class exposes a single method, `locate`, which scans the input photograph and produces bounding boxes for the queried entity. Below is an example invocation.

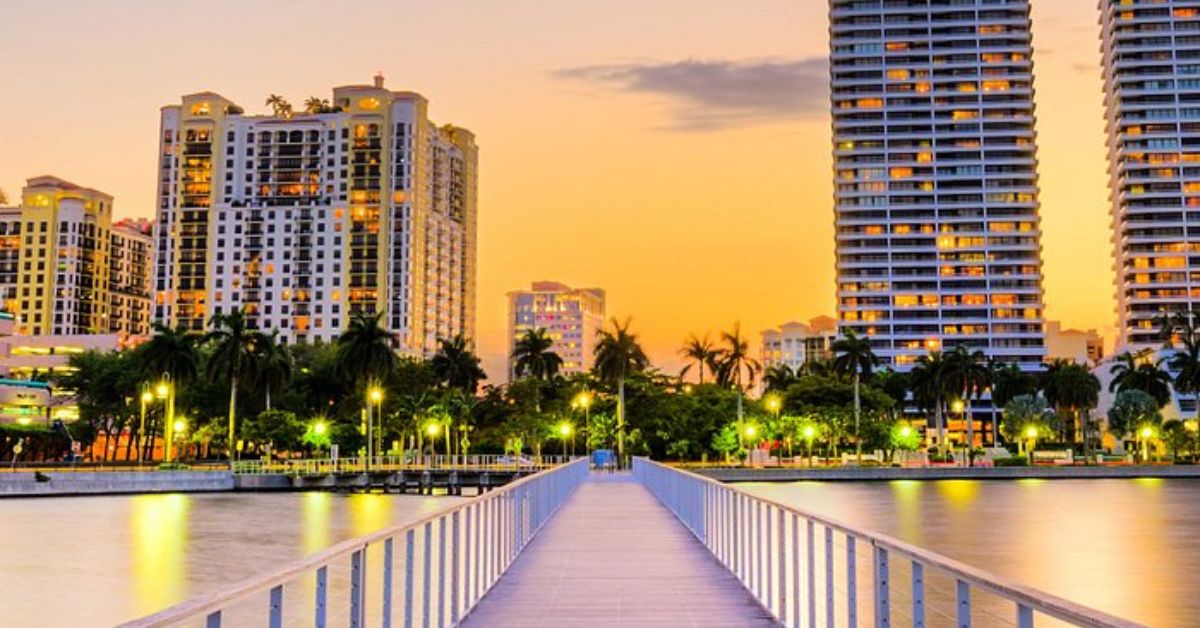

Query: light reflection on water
[0,491,462,627]
[742,478,1194,626]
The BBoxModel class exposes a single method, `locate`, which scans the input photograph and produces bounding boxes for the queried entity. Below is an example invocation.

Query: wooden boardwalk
[460,473,777,627]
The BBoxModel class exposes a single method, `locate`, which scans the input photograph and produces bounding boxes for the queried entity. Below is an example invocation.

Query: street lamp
[1139,425,1156,462]
[426,421,440,457]
[138,389,154,465]
[1024,425,1038,461]
[557,421,573,457]
[366,385,383,470]
[573,391,591,452]
[155,375,177,464]
[172,417,186,462]
[802,424,817,467]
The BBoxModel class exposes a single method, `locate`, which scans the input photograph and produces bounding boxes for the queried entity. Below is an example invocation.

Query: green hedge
[994,456,1029,467]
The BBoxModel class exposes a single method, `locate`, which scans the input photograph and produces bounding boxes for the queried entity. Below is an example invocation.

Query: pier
[116,458,1144,628]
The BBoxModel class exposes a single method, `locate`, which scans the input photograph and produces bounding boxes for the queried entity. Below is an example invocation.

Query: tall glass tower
[830,0,1048,375]
[1101,1,1200,348]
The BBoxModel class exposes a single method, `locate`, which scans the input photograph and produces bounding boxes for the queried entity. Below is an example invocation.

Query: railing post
[315,566,327,628]
[807,519,816,628]
[451,511,461,625]
[776,507,786,621]
[874,546,889,628]
[269,584,283,628]
[206,611,221,628]
[792,513,800,628]
[438,517,447,628]
[912,562,925,628]
[404,529,415,628]
[1016,603,1033,628]
[847,536,857,628]
[826,526,834,628]
[383,537,394,628]
[350,548,365,628]
[956,579,971,628]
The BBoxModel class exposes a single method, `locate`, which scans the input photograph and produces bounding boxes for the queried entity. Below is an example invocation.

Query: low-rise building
[760,316,838,373]
[507,281,605,377]
[1045,321,1104,367]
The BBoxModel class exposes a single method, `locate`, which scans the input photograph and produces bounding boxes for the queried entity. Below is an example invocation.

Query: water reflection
[744,478,1196,626]
[131,494,190,616]
[0,491,462,627]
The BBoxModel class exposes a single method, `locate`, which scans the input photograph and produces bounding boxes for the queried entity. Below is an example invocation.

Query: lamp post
[366,385,383,471]
[951,399,966,466]
[426,422,440,457]
[173,417,187,462]
[558,422,573,458]
[1139,425,1155,463]
[155,376,176,464]
[802,424,817,468]
[138,389,153,465]
[1024,425,1038,463]
[573,391,591,452]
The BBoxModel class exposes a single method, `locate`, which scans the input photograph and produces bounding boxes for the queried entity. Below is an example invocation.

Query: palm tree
[1043,360,1101,459]
[304,97,330,114]
[1151,310,1178,347]
[762,364,797,393]
[265,94,292,118]
[910,350,951,449]
[141,322,200,384]
[206,309,262,461]
[335,312,398,384]
[139,323,199,461]
[944,345,991,454]
[431,334,487,394]
[251,331,293,411]
[713,323,761,446]
[1170,335,1200,422]
[594,317,649,461]
[511,329,563,381]
[679,333,717,384]
[1109,351,1172,407]
[832,330,879,464]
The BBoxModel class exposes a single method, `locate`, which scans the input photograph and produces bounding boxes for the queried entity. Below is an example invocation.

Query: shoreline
[691,465,1200,483]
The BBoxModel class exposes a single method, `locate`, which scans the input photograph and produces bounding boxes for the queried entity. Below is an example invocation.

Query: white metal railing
[230,454,571,475]
[633,458,1145,628]
[117,457,588,628]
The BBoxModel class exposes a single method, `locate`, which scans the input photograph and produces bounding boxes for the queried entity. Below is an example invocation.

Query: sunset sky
[0,0,1113,380]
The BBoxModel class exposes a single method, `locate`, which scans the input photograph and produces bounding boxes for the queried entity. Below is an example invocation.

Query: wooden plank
[459,474,776,628]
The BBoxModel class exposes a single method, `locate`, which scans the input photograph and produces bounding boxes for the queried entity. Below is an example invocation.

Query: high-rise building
[760,316,838,373]
[830,0,1047,371]
[0,176,152,337]
[1044,320,1104,367]
[507,281,605,378]
[1100,1,1200,348]
[153,76,478,354]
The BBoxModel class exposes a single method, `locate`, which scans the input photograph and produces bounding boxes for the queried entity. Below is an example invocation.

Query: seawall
[694,465,1200,483]
[0,471,235,497]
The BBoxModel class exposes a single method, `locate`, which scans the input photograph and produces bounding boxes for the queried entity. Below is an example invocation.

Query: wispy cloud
[554,57,828,131]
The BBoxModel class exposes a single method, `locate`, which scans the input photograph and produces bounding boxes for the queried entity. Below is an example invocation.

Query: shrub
[994,456,1029,467]
[156,462,191,471]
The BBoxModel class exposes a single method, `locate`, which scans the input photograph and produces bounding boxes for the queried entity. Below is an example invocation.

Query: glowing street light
[174,418,186,434]
[899,425,913,438]
[801,424,818,467]
[365,385,384,469]
[951,399,965,414]
[313,420,328,436]
[557,421,574,457]
[573,391,592,452]
[154,382,169,400]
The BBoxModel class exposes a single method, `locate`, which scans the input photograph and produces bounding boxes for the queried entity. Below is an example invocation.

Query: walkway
[460,473,777,627]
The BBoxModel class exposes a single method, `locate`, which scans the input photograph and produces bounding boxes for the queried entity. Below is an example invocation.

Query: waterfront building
[153,75,478,355]
[507,281,605,377]
[830,0,1048,445]
[1101,1,1200,348]
[0,177,152,338]
[759,316,838,373]
[1044,320,1104,367]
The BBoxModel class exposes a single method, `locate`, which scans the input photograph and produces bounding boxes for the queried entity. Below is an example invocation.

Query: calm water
[742,479,1199,627]
[0,492,464,627]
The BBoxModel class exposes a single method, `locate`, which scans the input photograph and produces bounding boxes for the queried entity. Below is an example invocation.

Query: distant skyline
[0,0,1113,380]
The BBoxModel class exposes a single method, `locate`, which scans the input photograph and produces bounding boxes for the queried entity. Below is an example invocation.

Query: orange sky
[0,0,1114,381]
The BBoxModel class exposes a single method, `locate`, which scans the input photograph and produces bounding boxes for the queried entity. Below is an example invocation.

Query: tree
[1042,360,1101,457]
[1000,394,1057,457]
[335,312,398,385]
[304,97,330,114]
[991,362,1037,408]
[139,323,200,460]
[1107,389,1163,461]
[910,351,951,448]
[1162,419,1193,460]
[431,334,486,394]
[679,333,718,384]
[206,309,262,461]
[265,94,292,117]
[832,329,879,463]
[762,364,798,393]
[594,317,649,461]
[943,345,991,453]
[713,323,761,450]
[251,331,293,411]
[511,328,563,381]
[243,409,305,455]
[1170,335,1200,422]
[1109,351,1172,407]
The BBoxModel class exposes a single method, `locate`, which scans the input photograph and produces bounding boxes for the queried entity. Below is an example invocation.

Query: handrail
[230,454,570,475]
[633,457,1144,628]
[118,457,589,628]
